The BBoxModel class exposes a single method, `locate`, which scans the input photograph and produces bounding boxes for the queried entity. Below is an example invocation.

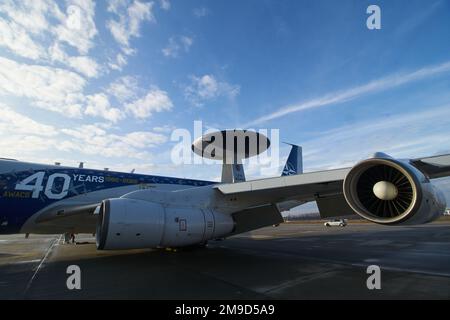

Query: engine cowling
[343,157,446,225]
[96,198,235,250]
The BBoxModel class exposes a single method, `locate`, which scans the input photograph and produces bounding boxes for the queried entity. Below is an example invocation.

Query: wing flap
[410,154,450,179]
[315,194,355,218]
[231,204,284,235]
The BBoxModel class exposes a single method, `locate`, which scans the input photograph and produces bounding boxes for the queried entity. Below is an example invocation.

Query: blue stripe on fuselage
[0,161,215,234]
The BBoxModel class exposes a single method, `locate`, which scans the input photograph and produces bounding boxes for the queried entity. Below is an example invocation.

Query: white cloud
[108,53,128,71]
[245,60,450,127]
[193,7,209,18]
[66,55,100,78]
[107,76,139,102]
[0,135,56,157]
[84,93,124,123]
[0,0,98,57]
[162,36,193,58]
[0,103,57,137]
[107,0,154,52]
[159,0,171,11]
[0,57,86,118]
[300,104,450,171]
[0,0,60,34]
[53,0,98,55]
[61,125,167,159]
[0,18,47,60]
[153,125,176,133]
[49,42,100,78]
[0,1,100,77]
[125,87,173,119]
[0,104,59,158]
[122,131,168,148]
[184,74,240,106]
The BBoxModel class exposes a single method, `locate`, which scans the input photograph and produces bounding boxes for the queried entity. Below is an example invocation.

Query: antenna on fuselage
[79,162,84,169]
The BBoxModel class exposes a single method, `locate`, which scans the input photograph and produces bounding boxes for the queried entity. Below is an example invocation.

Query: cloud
[299,104,450,171]
[108,53,128,71]
[0,0,61,34]
[193,7,209,18]
[245,60,450,127]
[0,55,173,122]
[107,76,139,102]
[61,125,167,159]
[0,135,56,157]
[65,55,100,78]
[84,93,124,123]
[122,131,168,148]
[0,1,100,77]
[162,36,193,58]
[184,74,240,106]
[48,42,100,78]
[0,57,86,118]
[159,0,170,11]
[53,0,98,55]
[0,0,98,56]
[0,18,47,60]
[0,103,57,137]
[125,87,173,119]
[394,1,443,37]
[0,111,167,161]
[0,0,174,166]
[153,125,176,133]
[107,0,154,53]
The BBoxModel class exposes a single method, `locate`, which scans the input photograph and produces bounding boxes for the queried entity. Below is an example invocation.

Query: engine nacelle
[343,157,446,225]
[96,198,235,250]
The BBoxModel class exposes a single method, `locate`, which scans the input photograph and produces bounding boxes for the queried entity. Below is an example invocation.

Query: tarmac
[1,221,449,299]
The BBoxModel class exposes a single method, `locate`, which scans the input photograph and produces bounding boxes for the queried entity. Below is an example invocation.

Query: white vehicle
[324,219,347,227]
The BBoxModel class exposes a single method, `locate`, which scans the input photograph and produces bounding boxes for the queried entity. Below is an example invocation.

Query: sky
[1,0,450,198]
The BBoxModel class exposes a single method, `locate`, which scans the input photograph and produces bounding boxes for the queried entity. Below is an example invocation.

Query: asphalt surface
[0,221,449,299]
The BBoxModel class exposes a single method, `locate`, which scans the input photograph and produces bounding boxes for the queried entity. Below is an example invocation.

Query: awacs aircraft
[1,130,450,250]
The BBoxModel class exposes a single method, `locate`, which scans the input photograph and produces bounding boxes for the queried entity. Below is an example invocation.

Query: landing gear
[64,233,71,244]
[64,233,76,244]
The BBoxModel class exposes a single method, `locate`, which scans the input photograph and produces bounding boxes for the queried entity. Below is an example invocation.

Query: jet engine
[96,198,235,250]
[343,156,446,225]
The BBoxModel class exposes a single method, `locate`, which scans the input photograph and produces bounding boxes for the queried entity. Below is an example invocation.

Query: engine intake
[343,157,445,225]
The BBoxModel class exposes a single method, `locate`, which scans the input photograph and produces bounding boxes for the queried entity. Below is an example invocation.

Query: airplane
[1,129,450,250]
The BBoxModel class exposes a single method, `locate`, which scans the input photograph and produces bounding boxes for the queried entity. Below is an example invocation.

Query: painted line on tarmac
[351,263,450,278]
[9,259,41,265]
[219,243,450,278]
[23,235,62,296]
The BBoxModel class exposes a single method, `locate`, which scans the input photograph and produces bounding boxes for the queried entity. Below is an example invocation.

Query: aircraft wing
[214,153,450,221]
[215,167,349,198]
[410,153,450,179]
[214,168,353,225]
[216,153,450,199]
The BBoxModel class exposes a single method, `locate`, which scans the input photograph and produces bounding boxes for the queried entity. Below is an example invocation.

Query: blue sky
[1,0,450,188]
